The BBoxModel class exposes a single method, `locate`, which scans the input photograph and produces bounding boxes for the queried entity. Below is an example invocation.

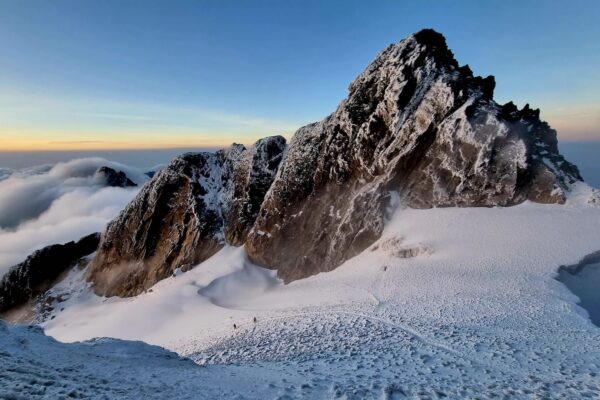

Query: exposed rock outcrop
[87,136,286,296]
[0,233,100,312]
[588,189,600,206]
[370,236,432,258]
[87,29,581,294]
[95,166,137,187]
[556,250,600,327]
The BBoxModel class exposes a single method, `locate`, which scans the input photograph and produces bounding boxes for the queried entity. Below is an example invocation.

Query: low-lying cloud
[0,158,148,275]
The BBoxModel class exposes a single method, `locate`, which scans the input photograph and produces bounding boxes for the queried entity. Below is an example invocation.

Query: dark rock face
[225,136,286,245]
[87,29,581,294]
[244,29,581,282]
[95,166,137,187]
[87,136,286,297]
[0,233,100,312]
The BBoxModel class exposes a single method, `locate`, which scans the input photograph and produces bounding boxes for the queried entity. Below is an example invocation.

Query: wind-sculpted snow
[87,136,286,296]
[0,321,210,400]
[6,309,600,399]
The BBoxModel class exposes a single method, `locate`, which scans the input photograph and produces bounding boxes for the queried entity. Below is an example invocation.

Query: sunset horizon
[1,1,599,153]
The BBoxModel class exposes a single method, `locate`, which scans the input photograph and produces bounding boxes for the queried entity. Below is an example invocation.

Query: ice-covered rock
[224,136,287,245]
[245,29,581,282]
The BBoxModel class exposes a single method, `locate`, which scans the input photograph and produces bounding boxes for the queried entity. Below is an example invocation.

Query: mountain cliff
[87,136,285,296]
[87,29,581,296]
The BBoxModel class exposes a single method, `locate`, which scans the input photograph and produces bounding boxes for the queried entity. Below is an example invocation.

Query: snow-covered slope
[2,320,305,399]
[0,321,199,399]
[34,184,600,398]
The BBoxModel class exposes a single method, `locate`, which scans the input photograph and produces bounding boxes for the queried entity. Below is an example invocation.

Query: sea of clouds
[0,158,150,276]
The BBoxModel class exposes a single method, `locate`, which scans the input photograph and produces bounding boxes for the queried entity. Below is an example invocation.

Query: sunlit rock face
[88,29,581,295]
[245,29,581,282]
[87,136,286,297]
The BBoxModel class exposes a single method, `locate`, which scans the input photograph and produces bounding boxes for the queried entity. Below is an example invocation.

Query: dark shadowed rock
[95,166,137,187]
[0,233,100,312]
[87,136,286,297]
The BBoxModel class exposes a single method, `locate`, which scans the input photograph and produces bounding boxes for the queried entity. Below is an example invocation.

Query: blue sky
[0,0,599,150]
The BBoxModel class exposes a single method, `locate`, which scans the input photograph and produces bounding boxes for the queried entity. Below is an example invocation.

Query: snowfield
[3,183,600,399]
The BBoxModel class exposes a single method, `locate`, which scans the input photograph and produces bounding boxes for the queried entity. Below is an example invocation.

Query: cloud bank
[0,158,148,275]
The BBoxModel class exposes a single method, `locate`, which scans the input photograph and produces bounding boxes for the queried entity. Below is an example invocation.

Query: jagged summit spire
[411,28,457,65]
[412,28,446,43]
[345,28,497,130]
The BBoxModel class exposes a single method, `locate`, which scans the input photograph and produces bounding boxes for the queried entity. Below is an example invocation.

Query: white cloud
[0,158,147,275]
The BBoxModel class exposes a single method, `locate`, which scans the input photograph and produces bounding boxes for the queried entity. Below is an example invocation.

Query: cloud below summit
[0,158,147,275]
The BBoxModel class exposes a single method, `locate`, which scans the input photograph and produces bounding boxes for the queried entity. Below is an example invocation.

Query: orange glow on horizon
[0,116,598,152]
[1,132,598,152]
[0,141,221,152]
[0,134,295,152]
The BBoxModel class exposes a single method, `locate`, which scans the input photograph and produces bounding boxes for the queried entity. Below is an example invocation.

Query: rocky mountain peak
[0,233,100,313]
[87,30,582,295]
[245,29,581,281]
[95,166,137,188]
